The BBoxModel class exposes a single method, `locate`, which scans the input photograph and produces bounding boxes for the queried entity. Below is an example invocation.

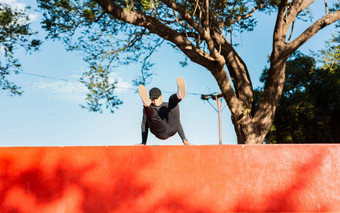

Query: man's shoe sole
[138,85,151,106]
[177,77,186,99]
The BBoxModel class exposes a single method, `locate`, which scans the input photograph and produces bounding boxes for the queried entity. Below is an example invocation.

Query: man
[138,77,190,145]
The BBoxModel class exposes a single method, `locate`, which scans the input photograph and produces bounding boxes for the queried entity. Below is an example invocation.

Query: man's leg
[138,85,151,107]
[166,77,186,139]
[176,77,186,99]
[138,84,155,117]
[168,77,186,110]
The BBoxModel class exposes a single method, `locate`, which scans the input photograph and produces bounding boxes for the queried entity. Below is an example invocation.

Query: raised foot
[138,85,151,107]
[177,77,186,99]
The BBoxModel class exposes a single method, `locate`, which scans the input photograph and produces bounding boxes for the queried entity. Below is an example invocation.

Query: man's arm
[178,123,191,145]
[177,122,186,140]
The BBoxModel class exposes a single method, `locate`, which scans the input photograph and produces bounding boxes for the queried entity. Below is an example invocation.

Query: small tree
[259,51,340,143]
[0,3,41,95]
[37,0,340,144]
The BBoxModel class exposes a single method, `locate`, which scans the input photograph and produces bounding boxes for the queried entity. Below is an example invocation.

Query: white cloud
[0,0,39,23]
[27,12,39,23]
[0,45,5,55]
[109,74,133,93]
[116,79,133,93]
[32,75,133,102]
[0,0,26,10]
[33,80,88,103]
[67,68,134,94]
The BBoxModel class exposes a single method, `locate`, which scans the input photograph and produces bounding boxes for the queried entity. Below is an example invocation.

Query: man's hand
[135,143,146,146]
[183,139,191,145]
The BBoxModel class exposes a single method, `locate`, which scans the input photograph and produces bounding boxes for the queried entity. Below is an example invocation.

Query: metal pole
[216,95,222,145]
[201,93,225,145]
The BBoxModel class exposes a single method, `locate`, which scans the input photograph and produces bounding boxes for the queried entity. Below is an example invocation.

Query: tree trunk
[239,61,287,144]
[233,115,259,144]
[210,58,287,144]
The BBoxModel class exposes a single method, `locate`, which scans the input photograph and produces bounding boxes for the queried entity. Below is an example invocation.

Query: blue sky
[0,0,338,146]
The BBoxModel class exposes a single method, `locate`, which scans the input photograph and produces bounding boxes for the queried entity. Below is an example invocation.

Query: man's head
[149,87,163,106]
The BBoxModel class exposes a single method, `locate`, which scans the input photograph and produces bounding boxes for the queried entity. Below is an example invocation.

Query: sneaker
[138,85,151,107]
[177,77,186,99]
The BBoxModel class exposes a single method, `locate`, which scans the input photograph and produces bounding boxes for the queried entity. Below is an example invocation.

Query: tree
[0,2,41,95]
[259,52,340,143]
[261,28,340,143]
[36,0,340,144]
[319,33,340,72]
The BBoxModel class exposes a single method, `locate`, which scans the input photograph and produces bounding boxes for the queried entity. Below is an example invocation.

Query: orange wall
[0,145,339,212]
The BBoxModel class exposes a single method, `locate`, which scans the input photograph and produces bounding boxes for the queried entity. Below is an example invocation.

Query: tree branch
[324,0,329,15]
[272,0,290,59]
[93,0,217,69]
[210,29,254,110]
[288,10,340,56]
[282,0,314,34]
[203,0,209,29]
[160,0,205,37]
[228,3,266,26]
[160,0,225,65]
[287,21,295,42]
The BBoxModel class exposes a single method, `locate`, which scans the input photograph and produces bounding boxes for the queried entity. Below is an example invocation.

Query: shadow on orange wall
[230,147,333,212]
[0,147,152,212]
[0,145,339,212]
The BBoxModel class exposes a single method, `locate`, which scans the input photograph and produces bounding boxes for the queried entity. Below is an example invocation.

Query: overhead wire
[19,71,206,96]
[21,72,70,82]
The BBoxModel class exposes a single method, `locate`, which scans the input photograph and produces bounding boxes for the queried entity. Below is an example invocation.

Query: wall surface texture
[0,145,339,212]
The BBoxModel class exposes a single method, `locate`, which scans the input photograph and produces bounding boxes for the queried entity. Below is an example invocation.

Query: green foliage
[319,33,340,72]
[37,0,168,112]
[258,51,340,143]
[0,3,41,95]
[140,0,155,11]
[36,0,280,112]
[80,64,123,113]
[36,0,339,116]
